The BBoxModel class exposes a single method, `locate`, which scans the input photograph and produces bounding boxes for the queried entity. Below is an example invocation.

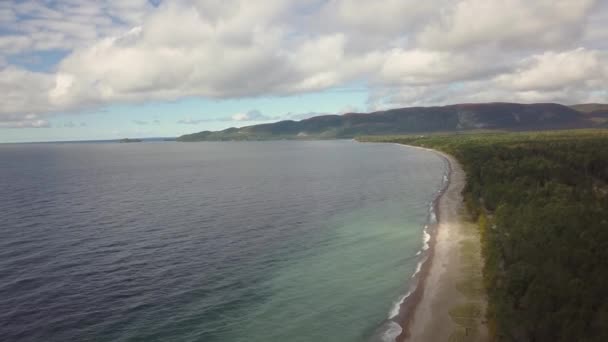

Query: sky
[1,0,607,143]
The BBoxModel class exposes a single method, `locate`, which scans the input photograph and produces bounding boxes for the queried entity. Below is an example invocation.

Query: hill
[570,103,608,113]
[570,103,608,126]
[177,102,602,141]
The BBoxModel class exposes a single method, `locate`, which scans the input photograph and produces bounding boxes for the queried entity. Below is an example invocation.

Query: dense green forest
[361,130,608,342]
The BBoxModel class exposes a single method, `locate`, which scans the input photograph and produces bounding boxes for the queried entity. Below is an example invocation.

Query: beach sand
[398,150,488,342]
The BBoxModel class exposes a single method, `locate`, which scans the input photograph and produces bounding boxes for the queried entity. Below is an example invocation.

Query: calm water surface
[0,140,445,342]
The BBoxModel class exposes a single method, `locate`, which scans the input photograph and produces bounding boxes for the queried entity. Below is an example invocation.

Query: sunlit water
[0,140,445,342]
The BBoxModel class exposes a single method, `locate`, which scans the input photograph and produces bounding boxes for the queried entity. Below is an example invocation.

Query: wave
[429,205,437,224]
[381,321,403,342]
[379,148,452,342]
[411,260,422,278]
[422,226,431,251]
[388,290,413,319]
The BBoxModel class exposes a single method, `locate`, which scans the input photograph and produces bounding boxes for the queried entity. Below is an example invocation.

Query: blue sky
[1,89,367,142]
[0,0,607,142]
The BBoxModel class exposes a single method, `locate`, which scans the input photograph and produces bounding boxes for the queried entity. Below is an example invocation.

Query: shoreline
[392,145,452,342]
[389,144,487,342]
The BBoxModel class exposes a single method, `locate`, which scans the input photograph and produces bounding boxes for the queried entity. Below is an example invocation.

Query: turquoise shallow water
[0,140,445,342]
[231,202,434,342]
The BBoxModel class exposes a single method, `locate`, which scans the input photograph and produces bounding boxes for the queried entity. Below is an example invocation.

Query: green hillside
[177,103,600,141]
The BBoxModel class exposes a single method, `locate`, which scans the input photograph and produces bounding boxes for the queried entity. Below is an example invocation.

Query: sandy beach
[398,149,488,342]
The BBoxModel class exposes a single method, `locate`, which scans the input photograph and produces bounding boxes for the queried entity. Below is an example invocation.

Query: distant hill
[118,138,143,143]
[177,102,605,141]
[571,103,608,126]
[570,103,608,113]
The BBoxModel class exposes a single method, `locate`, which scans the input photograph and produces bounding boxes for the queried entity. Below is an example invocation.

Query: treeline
[361,130,608,341]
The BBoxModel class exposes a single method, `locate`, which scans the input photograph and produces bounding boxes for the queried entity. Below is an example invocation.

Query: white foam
[429,210,437,224]
[388,296,405,319]
[388,290,413,319]
[422,229,431,250]
[412,261,423,278]
[381,321,403,342]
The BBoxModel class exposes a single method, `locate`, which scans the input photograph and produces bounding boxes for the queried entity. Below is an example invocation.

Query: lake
[0,140,445,342]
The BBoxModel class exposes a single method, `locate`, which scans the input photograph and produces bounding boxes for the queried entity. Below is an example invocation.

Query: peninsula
[118,138,143,143]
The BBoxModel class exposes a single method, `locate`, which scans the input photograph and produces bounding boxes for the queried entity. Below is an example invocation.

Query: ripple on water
[0,141,445,342]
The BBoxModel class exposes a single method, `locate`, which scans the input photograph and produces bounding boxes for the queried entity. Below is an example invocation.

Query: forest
[361,130,608,341]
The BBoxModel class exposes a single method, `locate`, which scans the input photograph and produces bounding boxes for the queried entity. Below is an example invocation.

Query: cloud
[133,120,149,125]
[178,110,343,125]
[46,5,382,108]
[377,49,506,85]
[177,118,208,125]
[495,48,607,91]
[316,0,439,35]
[0,120,50,128]
[0,113,50,128]
[283,112,330,120]
[177,110,277,124]
[59,120,87,128]
[0,35,32,54]
[0,0,607,128]
[338,105,361,114]
[0,0,153,54]
[0,66,55,127]
[417,0,598,50]
[231,110,275,122]
[367,74,608,111]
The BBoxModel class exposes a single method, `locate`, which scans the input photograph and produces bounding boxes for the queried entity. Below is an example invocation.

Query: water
[0,140,445,342]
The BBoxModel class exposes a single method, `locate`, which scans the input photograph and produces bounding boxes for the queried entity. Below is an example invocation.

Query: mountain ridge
[177,102,607,141]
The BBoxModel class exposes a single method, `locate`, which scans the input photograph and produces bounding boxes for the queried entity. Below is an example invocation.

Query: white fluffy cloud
[317,0,438,33]
[0,113,50,128]
[0,0,152,52]
[231,110,275,122]
[0,0,607,128]
[417,0,597,50]
[495,48,607,91]
[378,49,507,85]
[177,109,277,124]
[0,66,55,116]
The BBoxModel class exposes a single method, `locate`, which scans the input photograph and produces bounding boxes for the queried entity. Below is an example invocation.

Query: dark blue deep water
[0,141,445,342]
